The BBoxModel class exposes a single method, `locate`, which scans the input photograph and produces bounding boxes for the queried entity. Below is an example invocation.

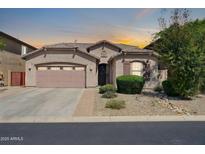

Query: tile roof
[44,42,143,52]
[22,40,158,59]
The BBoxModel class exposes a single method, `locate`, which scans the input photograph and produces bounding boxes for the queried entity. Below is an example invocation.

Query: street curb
[0,115,205,123]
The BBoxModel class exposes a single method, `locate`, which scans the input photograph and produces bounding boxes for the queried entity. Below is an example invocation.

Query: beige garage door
[36,66,85,88]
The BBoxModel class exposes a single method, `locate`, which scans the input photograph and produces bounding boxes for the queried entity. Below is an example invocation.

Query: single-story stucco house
[22,40,167,88]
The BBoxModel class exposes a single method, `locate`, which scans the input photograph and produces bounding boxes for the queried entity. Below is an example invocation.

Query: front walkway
[73,88,96,116]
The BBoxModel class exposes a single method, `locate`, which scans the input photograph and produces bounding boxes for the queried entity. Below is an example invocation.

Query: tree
[154,9,205,98]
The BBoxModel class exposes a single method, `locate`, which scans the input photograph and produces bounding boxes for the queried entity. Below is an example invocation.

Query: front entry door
[98,64,107,86]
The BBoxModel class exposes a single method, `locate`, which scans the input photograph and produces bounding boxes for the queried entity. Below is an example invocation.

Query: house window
[21,45,27,55]
[62,67,73,71]
[75,67,85,71]
[37,67,47,71]
[131,62,144,76]
[50,67,61,70]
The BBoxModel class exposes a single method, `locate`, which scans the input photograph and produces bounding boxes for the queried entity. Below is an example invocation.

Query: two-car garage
[23,47,99,88]
[36,65,86,88]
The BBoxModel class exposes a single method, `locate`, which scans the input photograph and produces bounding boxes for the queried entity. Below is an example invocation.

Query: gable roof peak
[87,40,122,52]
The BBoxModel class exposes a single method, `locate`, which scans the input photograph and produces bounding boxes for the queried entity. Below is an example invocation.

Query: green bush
[116,75,145,94]
[162,80,179,97]
[102,91,117,98]
[105,99,125,110]
[154,85,163,92]
[154,16,205,98]
[99,84,116,94]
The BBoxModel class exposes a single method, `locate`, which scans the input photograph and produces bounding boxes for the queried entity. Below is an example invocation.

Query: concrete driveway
[0,87,83,121]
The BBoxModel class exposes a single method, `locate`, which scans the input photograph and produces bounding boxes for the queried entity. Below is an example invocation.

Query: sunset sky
[0,8,205,48]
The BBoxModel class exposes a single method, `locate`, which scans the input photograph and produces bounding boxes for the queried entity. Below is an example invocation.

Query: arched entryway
[98,64,107,86]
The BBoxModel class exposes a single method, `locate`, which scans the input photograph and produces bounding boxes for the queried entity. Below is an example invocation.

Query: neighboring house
[22,40,163,88]
[0,31,36,86]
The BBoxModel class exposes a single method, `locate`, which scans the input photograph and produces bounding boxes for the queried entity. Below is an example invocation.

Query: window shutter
[123,61,130,75]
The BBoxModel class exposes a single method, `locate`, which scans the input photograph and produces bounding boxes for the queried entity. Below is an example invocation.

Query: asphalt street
[0,122,205,145]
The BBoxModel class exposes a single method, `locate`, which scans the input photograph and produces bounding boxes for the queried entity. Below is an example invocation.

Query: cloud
[112,35,152,48]
[114,25,158,34]
[136,8,157,21]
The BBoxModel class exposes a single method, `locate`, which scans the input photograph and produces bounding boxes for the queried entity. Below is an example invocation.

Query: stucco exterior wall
[158,69,168,83]
[25,49,98,87]
[0,50,25,86]
[113,54,160,88]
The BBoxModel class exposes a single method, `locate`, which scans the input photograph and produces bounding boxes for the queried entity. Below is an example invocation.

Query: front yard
[94,89,205,116]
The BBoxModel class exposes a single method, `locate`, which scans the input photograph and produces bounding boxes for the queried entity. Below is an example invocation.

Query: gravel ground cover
[94,89,205,116]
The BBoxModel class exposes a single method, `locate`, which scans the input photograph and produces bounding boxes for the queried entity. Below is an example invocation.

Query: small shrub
[116,75,145,94]
[99,84,116,94]
[102,91,117,98]
[105,99,125,110]
[162,80,179,97]
[154,85,163,92]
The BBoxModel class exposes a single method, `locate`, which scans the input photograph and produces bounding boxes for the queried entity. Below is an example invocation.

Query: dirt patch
[94,89,205,116]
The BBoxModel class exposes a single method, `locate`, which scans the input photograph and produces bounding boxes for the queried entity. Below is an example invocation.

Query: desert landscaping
[94,88,205,116]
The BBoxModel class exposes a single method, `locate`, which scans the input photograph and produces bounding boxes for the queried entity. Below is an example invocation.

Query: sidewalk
[0,115,205,123]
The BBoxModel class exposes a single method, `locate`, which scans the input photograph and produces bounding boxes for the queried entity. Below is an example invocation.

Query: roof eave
[22,47,100,60]
[108,50,159,62]
[123,50,159,57]
[0,31,37,50]
[21,48,44,59]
